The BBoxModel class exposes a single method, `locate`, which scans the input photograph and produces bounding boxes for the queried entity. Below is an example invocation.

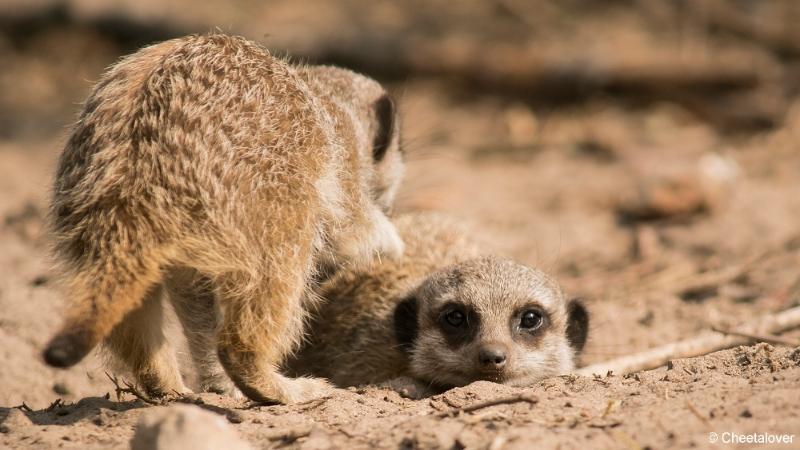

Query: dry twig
[578,306,800,377]
[293,396,332,413]
[435,393,538,418]
[710,326,800,347]
[601,399,619,419]
[45,398,63,411]
[685,401,712,427]
[671,251,769,299]
[105,372,161,406]
[263,426,313,443]
[13,402,33,412]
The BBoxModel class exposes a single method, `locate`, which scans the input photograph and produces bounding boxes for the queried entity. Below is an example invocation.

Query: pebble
[130,404,252,450]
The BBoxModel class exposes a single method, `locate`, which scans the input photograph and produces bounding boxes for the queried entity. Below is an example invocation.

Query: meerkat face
[299,66,404,212]
[394,257,589,388]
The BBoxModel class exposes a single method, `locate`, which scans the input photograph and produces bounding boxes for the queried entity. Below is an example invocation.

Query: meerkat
[282,213,589,396]
[41,33,405,404]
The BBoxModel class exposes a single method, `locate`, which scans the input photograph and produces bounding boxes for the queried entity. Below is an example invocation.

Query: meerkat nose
[478,344,508,370]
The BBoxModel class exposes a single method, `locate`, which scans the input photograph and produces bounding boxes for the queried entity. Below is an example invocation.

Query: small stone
[740,409,753,418]
[53,382,70,395]
[31,275,49,287]
[131,404,252,450]
[92,410,114,427]
[225,410,244,424]
[637,310,655,326]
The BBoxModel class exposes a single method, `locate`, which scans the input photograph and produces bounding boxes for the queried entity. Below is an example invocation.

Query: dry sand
[1,1,800,448]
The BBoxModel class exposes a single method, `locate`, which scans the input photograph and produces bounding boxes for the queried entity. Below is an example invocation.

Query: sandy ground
[2,345,799,449]
[1,1,800,449]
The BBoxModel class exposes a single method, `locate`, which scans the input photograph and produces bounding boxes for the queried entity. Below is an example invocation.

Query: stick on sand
[577,306,800,377]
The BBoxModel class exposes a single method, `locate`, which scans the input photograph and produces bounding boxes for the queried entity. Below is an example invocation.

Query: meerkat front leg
[215,269,332,404]
[334,207,405,267]
[380,376,438,400]
[104,284,189,397]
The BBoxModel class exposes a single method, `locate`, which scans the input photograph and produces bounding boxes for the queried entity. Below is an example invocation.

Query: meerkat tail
[43,250,167,368]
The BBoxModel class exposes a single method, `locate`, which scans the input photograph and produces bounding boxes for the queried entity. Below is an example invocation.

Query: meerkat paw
[333,209,404,266]
[224,368,333,404]
[278,376,334,404]
[381,376,436,400]
[201,385,244,400]
[136,372,192,399]
[199,377,243,399]
[367,209,405,261]
[141,382,193,399]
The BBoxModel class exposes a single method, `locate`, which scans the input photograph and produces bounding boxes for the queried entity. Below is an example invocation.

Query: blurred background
[1,0,799,407]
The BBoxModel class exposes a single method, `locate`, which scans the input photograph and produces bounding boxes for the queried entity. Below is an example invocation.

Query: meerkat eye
[520,310,543,330]
[444,309,465,328]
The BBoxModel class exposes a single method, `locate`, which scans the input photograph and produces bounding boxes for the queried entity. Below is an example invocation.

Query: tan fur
[43,33,404,404]
[284,213,586,395]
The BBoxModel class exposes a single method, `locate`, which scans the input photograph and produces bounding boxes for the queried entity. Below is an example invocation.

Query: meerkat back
[43,33,405,403]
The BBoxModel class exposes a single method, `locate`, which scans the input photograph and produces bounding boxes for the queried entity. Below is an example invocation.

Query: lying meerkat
[283,213,589,396]
[42,33,405,404]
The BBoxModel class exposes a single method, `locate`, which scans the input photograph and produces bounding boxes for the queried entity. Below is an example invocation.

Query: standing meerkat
[42,33,405,404]
[283,213,589,396]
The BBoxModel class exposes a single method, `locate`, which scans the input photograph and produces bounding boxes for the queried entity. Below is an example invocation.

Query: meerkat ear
[566,298,589,353]
[393,295,418,352]
[372,94,396,162]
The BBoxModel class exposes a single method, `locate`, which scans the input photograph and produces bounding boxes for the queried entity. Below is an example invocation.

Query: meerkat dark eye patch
[372,94,395,162]
[437,303,479,348]
[393,295,419,352]
[511,305,550,348]
[566,298,589,353]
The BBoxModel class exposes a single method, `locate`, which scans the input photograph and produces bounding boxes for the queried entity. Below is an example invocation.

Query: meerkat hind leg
[104,284,189,397]
[216,272,332,404]
[165,269,239,396]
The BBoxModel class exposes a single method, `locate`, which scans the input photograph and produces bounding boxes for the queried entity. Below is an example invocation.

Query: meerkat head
[299,65,404,212]
[394,256,589,389]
